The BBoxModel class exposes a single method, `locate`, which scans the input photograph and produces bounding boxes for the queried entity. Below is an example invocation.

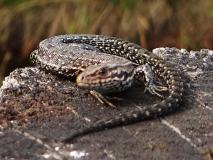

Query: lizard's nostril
[80,76,84,80]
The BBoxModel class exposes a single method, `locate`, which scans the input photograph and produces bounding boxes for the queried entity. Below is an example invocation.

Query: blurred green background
[0,0,213,84]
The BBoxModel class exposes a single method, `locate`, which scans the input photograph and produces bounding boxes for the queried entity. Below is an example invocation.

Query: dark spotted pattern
[30,35,184,143]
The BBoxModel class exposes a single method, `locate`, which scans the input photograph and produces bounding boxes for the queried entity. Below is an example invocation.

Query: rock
[0,48,212,160]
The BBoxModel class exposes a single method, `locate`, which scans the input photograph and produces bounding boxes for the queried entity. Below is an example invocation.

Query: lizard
[30,34,184,143]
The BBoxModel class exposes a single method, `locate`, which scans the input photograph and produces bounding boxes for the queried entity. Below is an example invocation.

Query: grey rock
[0,47,212,160]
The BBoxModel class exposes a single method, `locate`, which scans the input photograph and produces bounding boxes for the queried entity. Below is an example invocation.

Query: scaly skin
[31,35,184,143]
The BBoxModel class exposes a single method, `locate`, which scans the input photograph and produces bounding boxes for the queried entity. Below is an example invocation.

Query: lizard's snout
[76,74,87,87]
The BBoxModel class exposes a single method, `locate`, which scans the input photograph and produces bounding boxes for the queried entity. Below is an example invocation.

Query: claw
[144,83,167,98]
[135,64,168,98]
[155,85,168,92]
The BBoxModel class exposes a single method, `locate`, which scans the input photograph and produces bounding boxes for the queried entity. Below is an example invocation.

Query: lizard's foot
[135,64,168,98]
[90,90,116,108]
[144,83,168,98]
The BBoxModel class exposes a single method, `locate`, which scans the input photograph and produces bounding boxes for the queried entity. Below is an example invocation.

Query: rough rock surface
[0,47,212,160]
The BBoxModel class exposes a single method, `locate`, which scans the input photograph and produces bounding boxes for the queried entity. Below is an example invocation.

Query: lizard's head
[76,62,135,93]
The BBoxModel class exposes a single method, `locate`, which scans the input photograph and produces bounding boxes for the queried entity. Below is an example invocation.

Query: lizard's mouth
[76,73,110,90]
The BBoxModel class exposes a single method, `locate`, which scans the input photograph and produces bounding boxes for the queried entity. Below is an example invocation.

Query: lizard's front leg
[135,64,168,98]
[89,90,116,108]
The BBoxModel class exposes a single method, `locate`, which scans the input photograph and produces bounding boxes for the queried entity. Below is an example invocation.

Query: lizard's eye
[99,67,107,75]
